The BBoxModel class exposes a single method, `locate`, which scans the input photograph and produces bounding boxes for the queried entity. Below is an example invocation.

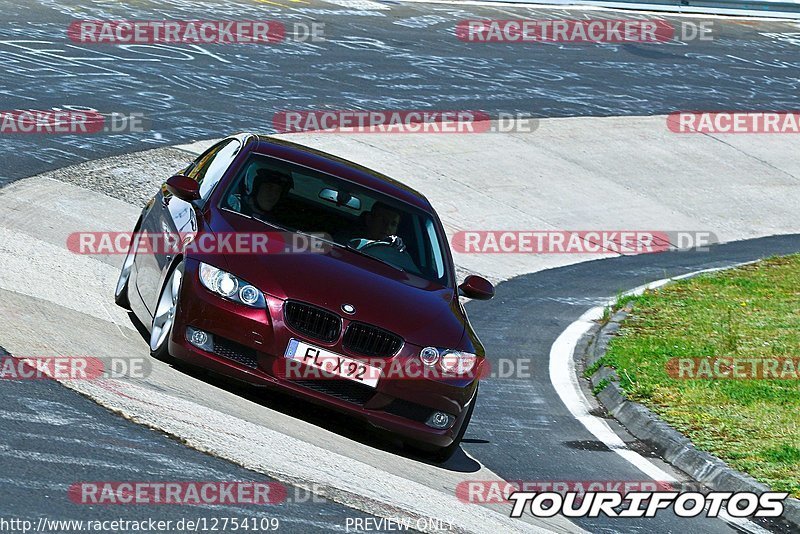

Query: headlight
[419,347,440,366]
[419,347,477,376]
[199,262,265,308]
[439,350,477,375]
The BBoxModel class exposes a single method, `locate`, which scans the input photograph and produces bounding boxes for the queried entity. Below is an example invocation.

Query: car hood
[208,217,465,348]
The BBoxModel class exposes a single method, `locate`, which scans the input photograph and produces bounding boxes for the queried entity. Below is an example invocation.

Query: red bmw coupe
[115,133,494,460]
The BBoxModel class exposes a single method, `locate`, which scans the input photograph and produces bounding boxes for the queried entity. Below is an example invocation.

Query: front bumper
[168,259,478,448]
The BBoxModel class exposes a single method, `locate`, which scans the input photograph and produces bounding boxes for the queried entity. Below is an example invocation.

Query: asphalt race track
[1,0,800,180]
[1,1,799,533]
[0,366,380,532]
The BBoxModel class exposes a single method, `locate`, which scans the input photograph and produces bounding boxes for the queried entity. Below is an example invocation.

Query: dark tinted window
[221,154,449,286]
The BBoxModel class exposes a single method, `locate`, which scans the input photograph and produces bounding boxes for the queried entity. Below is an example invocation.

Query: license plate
[284,339,381,388]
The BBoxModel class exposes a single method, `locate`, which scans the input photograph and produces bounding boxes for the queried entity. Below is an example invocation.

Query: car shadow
[127,311,150,344]
[126,312,483,473]
[180,364,483,473]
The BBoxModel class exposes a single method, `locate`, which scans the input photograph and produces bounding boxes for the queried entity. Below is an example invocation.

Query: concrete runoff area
[0,115,798,532]
[181,115,800,283]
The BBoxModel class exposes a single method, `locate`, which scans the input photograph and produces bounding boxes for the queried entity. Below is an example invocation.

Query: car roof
[242,134,434,212]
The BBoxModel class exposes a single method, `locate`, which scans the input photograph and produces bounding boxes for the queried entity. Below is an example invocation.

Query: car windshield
[220,153,451,286]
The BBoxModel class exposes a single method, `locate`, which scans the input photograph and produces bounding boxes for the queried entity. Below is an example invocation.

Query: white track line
[549,261,773,533]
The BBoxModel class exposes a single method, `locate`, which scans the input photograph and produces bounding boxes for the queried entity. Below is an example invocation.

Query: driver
[365,202,400,241]
[348,202,405,252]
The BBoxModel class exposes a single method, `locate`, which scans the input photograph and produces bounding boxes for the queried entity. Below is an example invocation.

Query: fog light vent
[186,326,213,352]
[426,411,455,429]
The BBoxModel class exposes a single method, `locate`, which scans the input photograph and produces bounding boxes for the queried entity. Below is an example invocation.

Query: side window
[424,218,445,280]
[186,139,241,201]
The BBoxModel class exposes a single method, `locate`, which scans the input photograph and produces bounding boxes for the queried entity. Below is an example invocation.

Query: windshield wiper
[249,214,288,231]
[231,211,331,250]
[231,211,404,272]
[337,241,405,273]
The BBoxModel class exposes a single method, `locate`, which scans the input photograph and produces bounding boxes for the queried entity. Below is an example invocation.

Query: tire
[427,383,479,463]
[149,261,184,360]
[114,228,141,309]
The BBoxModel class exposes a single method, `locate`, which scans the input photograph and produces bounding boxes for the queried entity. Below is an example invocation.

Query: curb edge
[580,308,800,529]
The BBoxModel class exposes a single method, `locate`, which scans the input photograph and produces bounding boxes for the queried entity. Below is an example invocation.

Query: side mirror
[165,175,200,202]
[458,275,494,300]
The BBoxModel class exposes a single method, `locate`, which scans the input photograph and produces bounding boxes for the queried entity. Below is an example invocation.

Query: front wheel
[149,261,184,359]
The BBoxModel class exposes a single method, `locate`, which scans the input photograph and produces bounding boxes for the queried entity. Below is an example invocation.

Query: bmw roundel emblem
[341,304,356,315]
